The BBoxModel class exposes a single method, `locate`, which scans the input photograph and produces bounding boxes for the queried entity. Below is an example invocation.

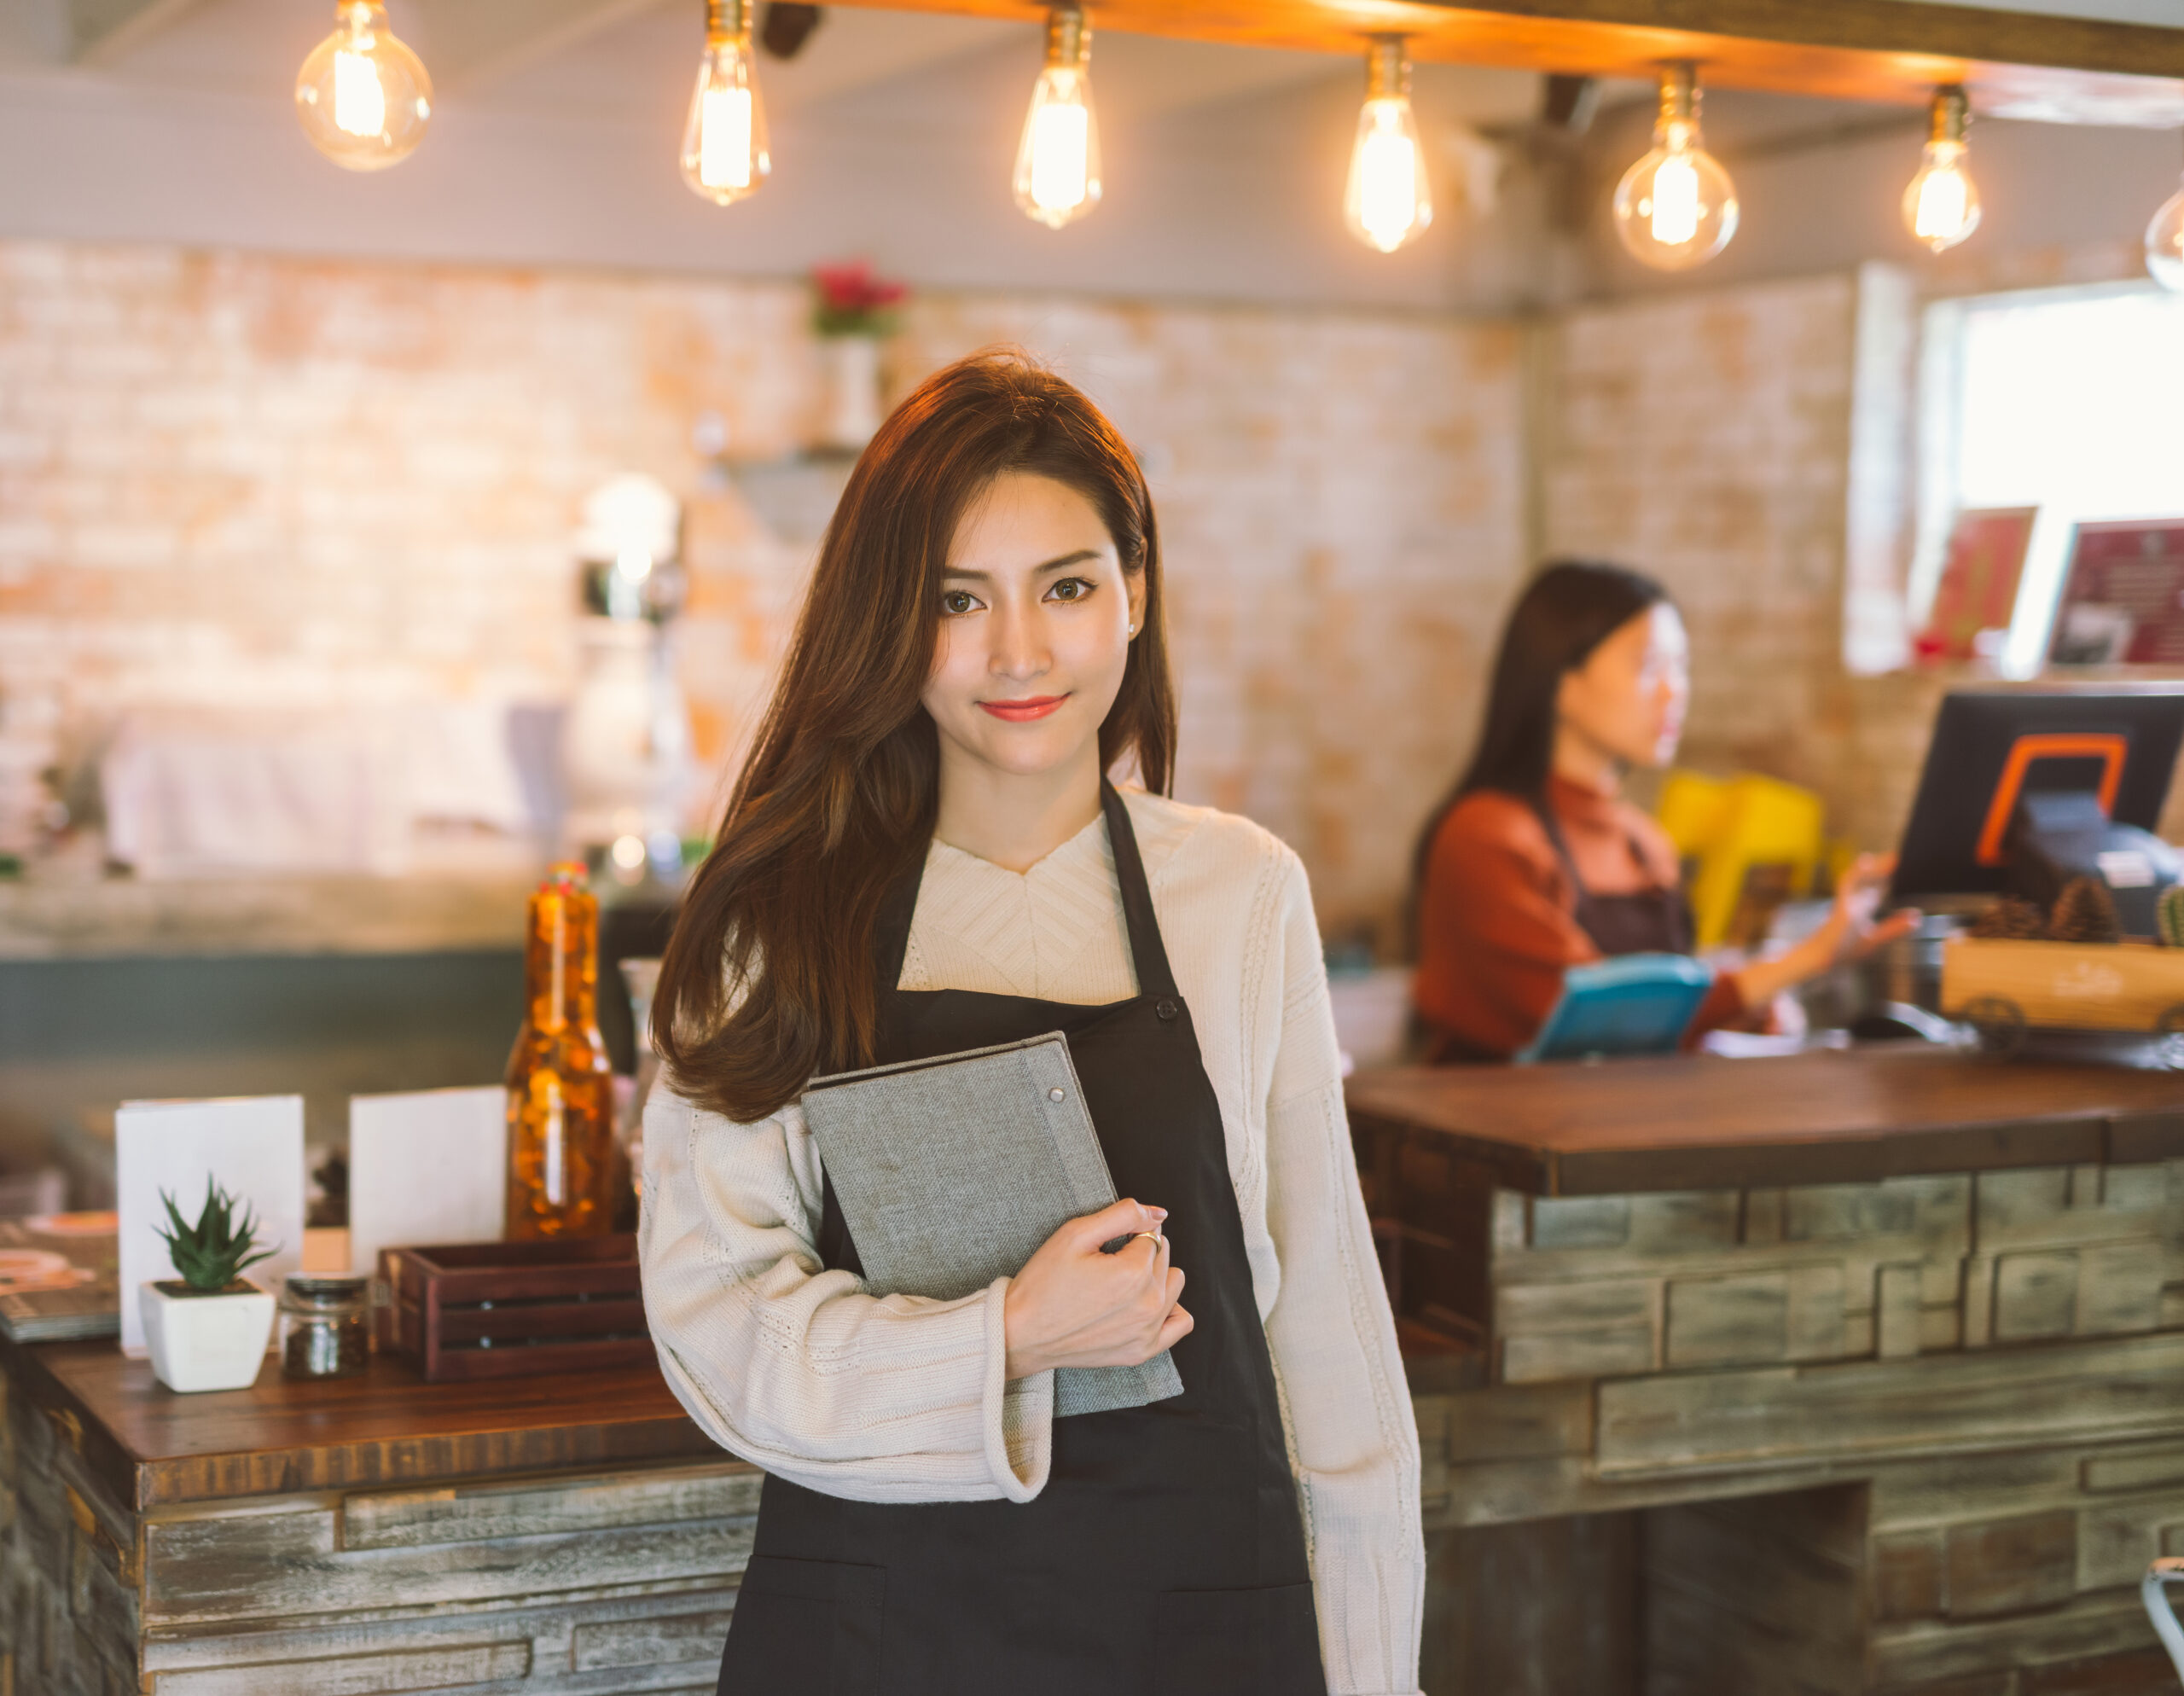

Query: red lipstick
[979,694,1069,723]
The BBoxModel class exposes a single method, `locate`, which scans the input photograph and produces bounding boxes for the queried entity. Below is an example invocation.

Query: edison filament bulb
[680,0,770,206]
[294,0,432,171]
[2149,162,2184,293]
[1344,37,1432,254]
[1014,6,1101,229]
[1612,65,1738,271]
[1902,86,1982,253]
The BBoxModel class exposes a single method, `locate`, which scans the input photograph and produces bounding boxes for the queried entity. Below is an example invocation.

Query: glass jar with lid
[279,1274,370,1379]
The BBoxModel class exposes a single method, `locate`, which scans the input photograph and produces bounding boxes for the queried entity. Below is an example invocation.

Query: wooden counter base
[5,1050,2182,1693]
[1356,1050,2184,1692]
[0,1341,747,1696]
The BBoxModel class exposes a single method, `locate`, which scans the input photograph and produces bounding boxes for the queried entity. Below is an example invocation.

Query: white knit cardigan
[638,787,1425,1696]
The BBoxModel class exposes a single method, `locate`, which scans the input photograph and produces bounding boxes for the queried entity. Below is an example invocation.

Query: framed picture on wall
[1914,507,2038,665]
[2049,519,2184,667]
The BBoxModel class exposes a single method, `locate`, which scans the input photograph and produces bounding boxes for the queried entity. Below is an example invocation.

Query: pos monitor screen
[1891,686,2184,903]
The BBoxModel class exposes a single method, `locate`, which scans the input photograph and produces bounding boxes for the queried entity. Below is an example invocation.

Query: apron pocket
[719,1555,886,1696]
[1150,1581,1323,1696]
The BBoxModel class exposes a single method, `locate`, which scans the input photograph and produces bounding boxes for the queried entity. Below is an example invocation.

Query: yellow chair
[1657,770,1826,950]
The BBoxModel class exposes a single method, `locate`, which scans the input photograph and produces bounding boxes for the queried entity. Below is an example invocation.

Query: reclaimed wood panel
[569,1606,735,1672]
[151,1640,533,1696]
[1871,1591,2157,1687]
[1,1361,140,1696]
[1874,1529,1945,1623]
[341,1464,764,1551]
[2079,1489,2184,1591]
[136,1583,742,1686]
[1995,1252,2080,1342]
[1595,1333,2184,1478]
[1943,1509,2078,1618]
[2083,1443,2184,1494]
[142,1497,758,1626]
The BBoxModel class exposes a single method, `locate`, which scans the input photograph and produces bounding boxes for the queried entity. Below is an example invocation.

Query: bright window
[1912,283,2184,677]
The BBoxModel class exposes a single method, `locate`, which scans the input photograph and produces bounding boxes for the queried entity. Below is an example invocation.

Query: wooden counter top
[1345,1044,2184,1196]
[0,1333,719,1510]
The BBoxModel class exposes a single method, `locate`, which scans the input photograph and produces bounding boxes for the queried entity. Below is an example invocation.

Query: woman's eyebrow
[942,549,1102,582]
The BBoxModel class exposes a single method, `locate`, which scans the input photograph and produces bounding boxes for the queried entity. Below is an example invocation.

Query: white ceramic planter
[140,1280,274,1393]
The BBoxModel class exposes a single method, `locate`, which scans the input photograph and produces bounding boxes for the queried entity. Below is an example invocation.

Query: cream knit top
[639,788,1425,1696]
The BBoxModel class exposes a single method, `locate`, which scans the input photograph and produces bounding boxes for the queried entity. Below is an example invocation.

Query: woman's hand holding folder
[1002,1198,1193,1380]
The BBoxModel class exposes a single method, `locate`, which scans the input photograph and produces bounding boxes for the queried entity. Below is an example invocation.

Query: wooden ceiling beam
[845,0,2184,125]
[65,0,206,64]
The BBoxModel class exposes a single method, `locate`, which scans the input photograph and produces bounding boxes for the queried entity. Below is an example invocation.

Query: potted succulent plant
[140,1180,279,1393]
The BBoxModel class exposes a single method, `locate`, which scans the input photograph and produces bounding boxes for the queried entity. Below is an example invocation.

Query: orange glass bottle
[504,862,617,1239]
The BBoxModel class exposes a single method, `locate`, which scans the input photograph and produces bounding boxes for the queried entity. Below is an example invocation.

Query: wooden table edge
[2,1333,723,1511]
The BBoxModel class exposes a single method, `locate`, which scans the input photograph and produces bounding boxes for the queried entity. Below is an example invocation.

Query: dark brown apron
[1420,792,1695,1064]
[1530,798,1694,958]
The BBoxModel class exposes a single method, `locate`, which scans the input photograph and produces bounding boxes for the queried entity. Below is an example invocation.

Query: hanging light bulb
[1344,37,1432,254]
[2147,136,2184,292]
[1014,6,1101,229]
[680,0,770,206]
[1612,64,1738,271]
[1901,85,1982,253]
[294,1,432,171]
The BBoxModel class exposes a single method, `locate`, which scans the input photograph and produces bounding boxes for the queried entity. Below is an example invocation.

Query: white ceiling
[0,0,2174,316]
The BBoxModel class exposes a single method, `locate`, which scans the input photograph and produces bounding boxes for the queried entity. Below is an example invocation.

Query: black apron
[717,781,1325,1696]
[1529,798,1694,958]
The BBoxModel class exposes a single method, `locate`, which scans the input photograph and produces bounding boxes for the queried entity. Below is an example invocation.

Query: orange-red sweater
[1411,775,1745,1060]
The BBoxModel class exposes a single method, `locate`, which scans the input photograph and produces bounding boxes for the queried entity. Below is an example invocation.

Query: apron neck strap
[872,840,926,998]
[869,779,1179,1002]
[1527,793,1588,899]
[1102,779,1178,1001]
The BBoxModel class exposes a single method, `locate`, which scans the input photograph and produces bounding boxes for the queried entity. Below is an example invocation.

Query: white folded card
[115,1095,305,1356]
[348,1086,507,1281]
[802,1031,1182,1420]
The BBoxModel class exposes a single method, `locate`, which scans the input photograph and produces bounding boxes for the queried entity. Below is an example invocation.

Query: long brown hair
[1409,559,1668,938]
[653,349,1176,1123]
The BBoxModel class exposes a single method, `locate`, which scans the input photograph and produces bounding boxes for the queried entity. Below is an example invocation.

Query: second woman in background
[1410,560,1915,1064]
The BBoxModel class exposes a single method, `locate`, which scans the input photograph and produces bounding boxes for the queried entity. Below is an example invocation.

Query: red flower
[811,261,908,317]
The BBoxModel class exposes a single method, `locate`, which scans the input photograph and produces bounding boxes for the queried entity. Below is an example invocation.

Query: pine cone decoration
[1971,897,2049,940]
[2048,876,2122,944]
[2158,883,2184,948]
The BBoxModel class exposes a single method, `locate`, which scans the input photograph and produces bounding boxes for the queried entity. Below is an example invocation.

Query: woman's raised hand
[1002,1197,1192,1380]
[1731,851,1924,1011]
[1811,851,1923,967]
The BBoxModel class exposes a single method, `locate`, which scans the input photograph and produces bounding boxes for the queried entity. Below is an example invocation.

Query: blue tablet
[1514,953,1716,1065]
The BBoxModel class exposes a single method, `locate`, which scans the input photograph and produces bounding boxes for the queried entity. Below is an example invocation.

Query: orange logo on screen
[1974,733,2127,866]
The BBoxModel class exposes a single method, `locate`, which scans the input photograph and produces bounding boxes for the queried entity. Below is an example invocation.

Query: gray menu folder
[801,1031,1183,1419]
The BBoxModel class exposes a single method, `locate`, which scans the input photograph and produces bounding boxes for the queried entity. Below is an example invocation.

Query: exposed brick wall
[15,237,2140,947]
[0,241,1526,940]
[1539,275,1882,830]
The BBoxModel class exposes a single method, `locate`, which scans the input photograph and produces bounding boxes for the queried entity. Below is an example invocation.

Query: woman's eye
[1048,578,1094,602]
[940,590,979,616]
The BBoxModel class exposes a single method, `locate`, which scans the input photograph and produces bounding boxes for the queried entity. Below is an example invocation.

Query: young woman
[1411,560,1915,1063]
[642,351,1422,1695]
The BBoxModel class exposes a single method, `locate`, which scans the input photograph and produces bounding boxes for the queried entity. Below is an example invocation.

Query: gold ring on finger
[1133,1231,1163,1247]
